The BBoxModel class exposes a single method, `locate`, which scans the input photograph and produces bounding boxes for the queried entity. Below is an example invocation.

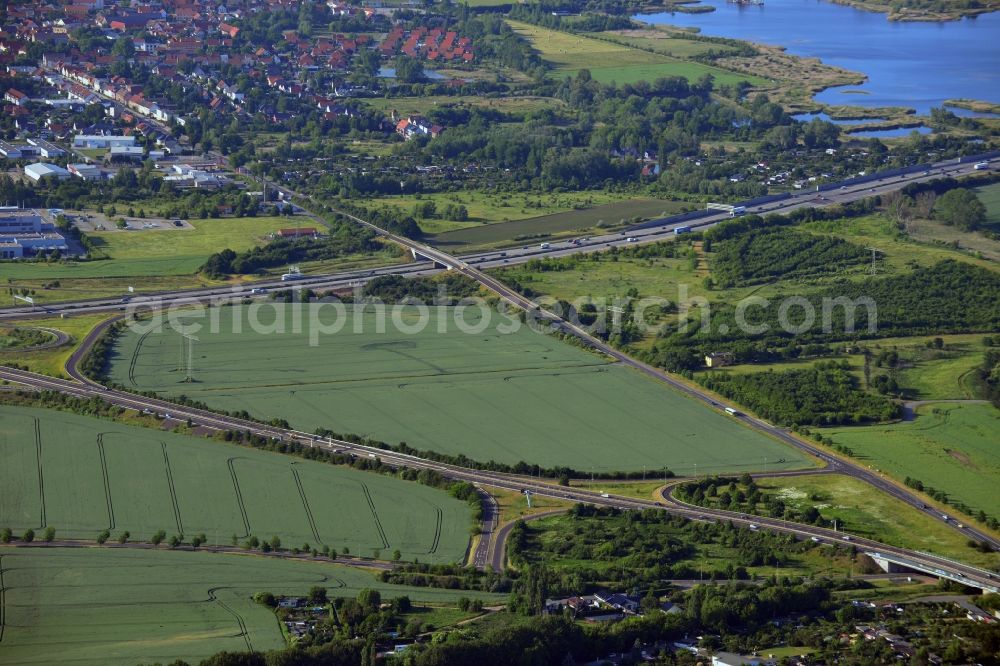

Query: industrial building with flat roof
[0,207,69,259]
[24,162,71,182]
[72,134,136,149]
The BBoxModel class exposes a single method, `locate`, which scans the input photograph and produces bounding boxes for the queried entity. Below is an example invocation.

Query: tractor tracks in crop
[33,418,46,529]
[361,483,389,550]
[227,458,251,539]
[96,433,115,531]
[161,442,184,535]
[291,464,322,545]
[208,587,253,652]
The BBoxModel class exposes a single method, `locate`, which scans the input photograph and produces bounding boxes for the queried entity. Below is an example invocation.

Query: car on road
[748,524,759,530]
[842,535,851,541]
[173,220,184,227]
[810,536,821,543]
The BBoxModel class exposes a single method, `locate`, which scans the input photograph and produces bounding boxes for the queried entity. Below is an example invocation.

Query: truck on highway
[724,407,740,416]
[674,226,691,235]
[974,162,990,170]
[539,242,551,249]
[730,206,746,217]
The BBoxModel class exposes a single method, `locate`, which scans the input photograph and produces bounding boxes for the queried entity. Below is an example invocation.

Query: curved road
[320,192,1000,556]
[1,365,996,593]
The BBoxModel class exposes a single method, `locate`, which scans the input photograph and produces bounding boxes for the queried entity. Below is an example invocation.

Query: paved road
[3,156,998,578]
[2,156,994,321]
[470,488,499,570]
[487,509,566,572]
[328,206,1000,555]
[1,366,996,592]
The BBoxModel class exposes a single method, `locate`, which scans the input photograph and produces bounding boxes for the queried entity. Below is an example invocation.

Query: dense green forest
[709,228,869,287]
[698,361,901,426]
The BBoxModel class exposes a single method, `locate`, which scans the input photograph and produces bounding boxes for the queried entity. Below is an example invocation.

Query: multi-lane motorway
[2,155,994,321]
[0,364,996,590]
[1,154,997,584]
[319,166,1000,556]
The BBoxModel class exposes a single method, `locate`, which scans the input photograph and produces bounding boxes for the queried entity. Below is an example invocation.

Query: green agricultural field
[0,547,503,666]
[507,20,763,87]
[430,199,689,248]
[107,305,811,475]
[0,405,471,561]
[757,475,998,569]
[823,403,1000,516]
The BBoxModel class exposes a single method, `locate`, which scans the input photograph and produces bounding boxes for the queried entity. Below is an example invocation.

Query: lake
[636,0,1000,114]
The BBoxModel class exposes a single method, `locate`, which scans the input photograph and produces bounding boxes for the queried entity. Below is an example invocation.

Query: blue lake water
[636,0,1000,114]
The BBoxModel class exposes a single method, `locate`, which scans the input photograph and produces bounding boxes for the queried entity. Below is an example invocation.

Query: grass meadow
[107,305,811,475]
[507,20,763,87]
[822,403,1000,517]
[757,474,998,569]
[0,547,504,666]
[0,405,472,562]
[0,313,110,378]
[0,216,296,280]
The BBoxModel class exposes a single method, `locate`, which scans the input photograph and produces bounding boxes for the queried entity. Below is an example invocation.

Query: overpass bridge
[867,551,999,594]
[410,247,452,269]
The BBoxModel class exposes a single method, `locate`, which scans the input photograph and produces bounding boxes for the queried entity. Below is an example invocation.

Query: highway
[2,153,997,579]
[313,172,1000,556]
[2,155,995,321]
[1,364,996,591]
